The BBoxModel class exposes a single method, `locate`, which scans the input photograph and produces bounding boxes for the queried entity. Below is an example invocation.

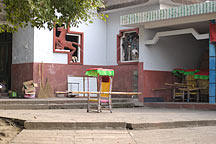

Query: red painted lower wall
[11,62,177,102]
[11,63,139,98]
[11,63,34,95]
[142,70,179,102]
[138,62,144,102]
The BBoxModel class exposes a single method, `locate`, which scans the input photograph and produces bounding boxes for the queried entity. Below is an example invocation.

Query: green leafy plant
[0,0,107,33]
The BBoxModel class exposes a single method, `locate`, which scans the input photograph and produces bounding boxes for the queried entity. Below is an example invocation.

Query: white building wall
[33,18,107,65]
[160,3,176,9]
[139,28,208,71]
[106,4,160,65]
[12,25,34,64]
[31,4,160,66]
[14,3,205,70]
[70,19,107,65]
[34,28,68,64]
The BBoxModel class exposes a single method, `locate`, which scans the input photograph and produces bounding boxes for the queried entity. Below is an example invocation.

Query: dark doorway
[0,32,12,91]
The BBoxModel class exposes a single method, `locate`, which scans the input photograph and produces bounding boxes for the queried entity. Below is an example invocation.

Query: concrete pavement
[0,108,216,130]
[131,126,216,144]
[1,107,216,143]
[1,108,216,123]
[11,126,216,144]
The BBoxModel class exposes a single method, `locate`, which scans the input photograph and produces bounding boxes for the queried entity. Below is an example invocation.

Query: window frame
[53,26,84,65]
[117,28,139,65]
[66,33,81,63]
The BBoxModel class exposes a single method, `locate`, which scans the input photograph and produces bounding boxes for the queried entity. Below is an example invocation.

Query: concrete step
[0,102,134,110]
[0,98,131,105]
[23,120,216,130]
[3,116,216,132]
[24,121,127,130]
[143,102,216,111]
[0,98,86,105]
[48,102,134,109]
[0,104,49,110]
[0,92,8,96]
[0,92,9,99]
[0,98,137,110]
[0,96,9,99]
[131,99,144,107]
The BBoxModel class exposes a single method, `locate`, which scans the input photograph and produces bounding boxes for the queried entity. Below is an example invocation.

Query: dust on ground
[0,118,22,144]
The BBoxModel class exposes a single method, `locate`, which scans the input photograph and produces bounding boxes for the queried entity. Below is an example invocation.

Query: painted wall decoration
[53,25,84,64]
[117,28,139,64]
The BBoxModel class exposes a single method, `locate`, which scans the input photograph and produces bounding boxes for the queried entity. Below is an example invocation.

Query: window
[53,25,84,64]
[117,28,139,64]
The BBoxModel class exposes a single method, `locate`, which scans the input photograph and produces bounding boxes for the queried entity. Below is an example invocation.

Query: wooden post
[98,75,102,113]
[87,77,90,112]
[83,77,85,97]
[109,76,113,113]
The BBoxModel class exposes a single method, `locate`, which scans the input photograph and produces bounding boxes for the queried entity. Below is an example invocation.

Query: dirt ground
[0,118,22,144]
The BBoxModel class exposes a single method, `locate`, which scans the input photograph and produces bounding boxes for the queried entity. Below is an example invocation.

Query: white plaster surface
[160,3,176,9]
[33,18,107,65]
[34,28,68,64]
[143,28,209,45]
[106,4,160,65]
[70,18,107,65]
[13,3,206,70]
[12,25,34,64]
[31,4,160,65]
[139,27,208,71]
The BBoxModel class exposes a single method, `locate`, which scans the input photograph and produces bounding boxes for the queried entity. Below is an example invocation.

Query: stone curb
[0,98,131,105]
[24,121,127,130]
[144,103,216,111]
[0,102,134,110]
[2,116,216,130]
[20,120,216,130]
[126,120,216,130]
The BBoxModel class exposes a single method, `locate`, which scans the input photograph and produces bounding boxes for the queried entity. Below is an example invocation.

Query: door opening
[0,32,12,92]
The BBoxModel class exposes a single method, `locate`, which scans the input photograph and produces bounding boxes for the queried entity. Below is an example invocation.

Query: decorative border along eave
[120,1,216,26]
[144,28,209,45]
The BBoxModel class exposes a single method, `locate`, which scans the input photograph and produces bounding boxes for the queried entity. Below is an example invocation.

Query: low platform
[1,108,216,131]
[0,97,138,110]
[3,108,216,144]
[144,102,216,110]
